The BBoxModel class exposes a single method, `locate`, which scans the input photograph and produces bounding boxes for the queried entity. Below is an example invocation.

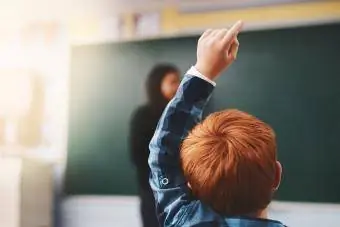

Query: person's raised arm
[148,21,243,226]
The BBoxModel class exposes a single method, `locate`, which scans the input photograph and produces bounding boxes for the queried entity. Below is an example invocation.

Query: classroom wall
[0,158,21,227]
[65,23,340,203]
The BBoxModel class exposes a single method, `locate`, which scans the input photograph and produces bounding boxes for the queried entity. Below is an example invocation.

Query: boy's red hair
[180,109,277,215]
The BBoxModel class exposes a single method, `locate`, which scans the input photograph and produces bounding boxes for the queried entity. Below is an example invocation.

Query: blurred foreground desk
[0,157,53,227]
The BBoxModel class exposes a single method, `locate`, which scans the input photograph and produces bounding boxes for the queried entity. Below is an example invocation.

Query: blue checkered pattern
[149,75,286,227]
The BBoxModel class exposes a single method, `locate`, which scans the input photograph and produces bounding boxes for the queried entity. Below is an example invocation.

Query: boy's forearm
[149,74,214,187]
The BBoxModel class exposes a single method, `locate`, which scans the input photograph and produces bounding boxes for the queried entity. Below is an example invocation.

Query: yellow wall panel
[162,1,340,33]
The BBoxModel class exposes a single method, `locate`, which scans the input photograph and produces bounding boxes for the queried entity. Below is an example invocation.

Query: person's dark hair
[146,63,179,109]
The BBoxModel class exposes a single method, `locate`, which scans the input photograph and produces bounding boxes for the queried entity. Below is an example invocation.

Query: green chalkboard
[65,23,340,203]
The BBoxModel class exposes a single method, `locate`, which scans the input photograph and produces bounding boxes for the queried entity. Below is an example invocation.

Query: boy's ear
[273,161,282,191]
[187,182,192,189]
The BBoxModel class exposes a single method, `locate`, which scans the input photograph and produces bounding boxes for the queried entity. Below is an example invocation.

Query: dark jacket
[130,104,164,189]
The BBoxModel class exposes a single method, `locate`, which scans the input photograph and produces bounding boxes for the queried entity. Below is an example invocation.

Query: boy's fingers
[216,29,228,39]
[231,38,239,59]
[210,30,221,38]
[232,37,240,50]
[199,29,213,41]
[227,38,240,61]
[222,21,243,48]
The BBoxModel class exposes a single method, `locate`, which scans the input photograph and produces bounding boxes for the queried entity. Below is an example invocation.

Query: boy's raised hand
[194,21,243,81]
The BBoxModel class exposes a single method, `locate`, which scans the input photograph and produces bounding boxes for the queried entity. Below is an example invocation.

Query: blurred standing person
[129,64,180,227]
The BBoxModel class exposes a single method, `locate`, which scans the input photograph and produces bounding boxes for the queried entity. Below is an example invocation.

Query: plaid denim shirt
[149,74,286,227]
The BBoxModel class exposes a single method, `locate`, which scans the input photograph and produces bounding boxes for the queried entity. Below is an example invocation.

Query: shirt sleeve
[186,66,217,87]
[148,73,214,226]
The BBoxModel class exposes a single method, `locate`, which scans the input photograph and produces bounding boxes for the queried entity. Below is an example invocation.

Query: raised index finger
[222,21,243,47]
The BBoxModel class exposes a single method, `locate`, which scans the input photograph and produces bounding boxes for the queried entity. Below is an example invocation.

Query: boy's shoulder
[178,201,285,227]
